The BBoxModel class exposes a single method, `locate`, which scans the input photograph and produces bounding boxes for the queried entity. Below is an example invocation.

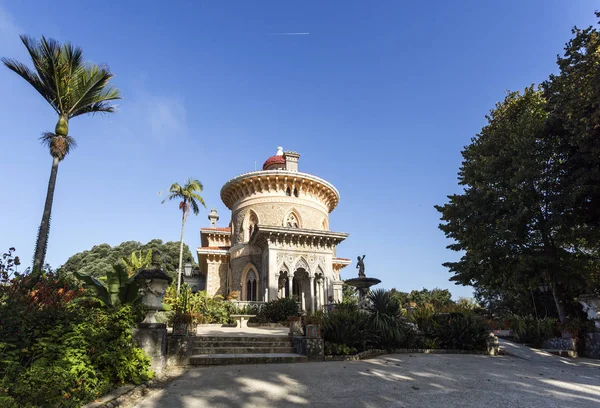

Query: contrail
[269,32,310,36]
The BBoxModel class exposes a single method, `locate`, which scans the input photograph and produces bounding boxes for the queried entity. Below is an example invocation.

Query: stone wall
[230,254,264,295]
[232,200,328,245]
[206,261,229,297]
[542,337,577,351]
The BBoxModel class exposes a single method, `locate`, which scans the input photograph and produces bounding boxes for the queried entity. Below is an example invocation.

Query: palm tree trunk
[33,156,60,273]
[177,209,186,296]
[551,283,567,325]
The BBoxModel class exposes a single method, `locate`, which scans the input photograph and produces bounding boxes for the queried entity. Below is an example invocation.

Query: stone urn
[578,294,600,330]
[133,266,173,326]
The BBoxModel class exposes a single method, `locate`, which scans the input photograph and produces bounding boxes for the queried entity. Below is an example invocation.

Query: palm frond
[1,57,56,110]
[68,65,121,117]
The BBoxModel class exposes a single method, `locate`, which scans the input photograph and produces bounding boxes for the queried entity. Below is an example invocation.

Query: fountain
[344,255,381,309]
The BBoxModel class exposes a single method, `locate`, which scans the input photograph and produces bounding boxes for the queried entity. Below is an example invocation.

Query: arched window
[286,187,291,196]
[246,211,258,241]
[293,188,299,197]
[286,212,299,228]
[246,270,257,301]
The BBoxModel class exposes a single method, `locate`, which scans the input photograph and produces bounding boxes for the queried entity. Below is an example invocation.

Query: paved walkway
[133,352,600,408]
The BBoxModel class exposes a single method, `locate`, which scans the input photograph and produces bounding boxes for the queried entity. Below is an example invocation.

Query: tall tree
[435,87,594,324]
[544,12,600,255]
[2,36,120,272]
[162,179,206,296]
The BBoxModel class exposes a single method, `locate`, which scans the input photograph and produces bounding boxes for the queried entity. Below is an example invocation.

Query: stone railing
[229,300,266,312]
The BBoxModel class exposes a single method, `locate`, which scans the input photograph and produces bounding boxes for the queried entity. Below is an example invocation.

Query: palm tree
[162,179,206,295]
[2,35,120,272]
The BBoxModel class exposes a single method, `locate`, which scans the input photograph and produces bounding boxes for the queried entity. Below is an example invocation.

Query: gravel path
[132,353,600,408]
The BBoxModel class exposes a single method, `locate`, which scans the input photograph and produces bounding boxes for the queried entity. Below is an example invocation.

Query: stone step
[193,346,297,354]
[189,353,307,365]
[196,336,290,343]
[194,340,293,348]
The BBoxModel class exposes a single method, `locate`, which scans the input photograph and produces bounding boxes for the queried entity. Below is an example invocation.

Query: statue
[356,255,366,278]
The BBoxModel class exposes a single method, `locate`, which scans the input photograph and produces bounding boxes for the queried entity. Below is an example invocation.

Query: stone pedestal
[167,334,194,366]
[585,333,600,359]
[133,323,167,375]
[486,334,500,356]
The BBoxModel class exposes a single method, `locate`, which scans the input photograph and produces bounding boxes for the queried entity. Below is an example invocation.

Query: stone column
[310,275,315,312]
[288,274,293,299]
[268,249,279,301]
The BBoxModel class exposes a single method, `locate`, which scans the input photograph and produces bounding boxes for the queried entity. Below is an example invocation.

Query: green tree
[162,179,206,296]
[406,288,453,309]
[58,240,194,281]
[544,13,600,258]
[2,36,120,272]
[435,87,595,324]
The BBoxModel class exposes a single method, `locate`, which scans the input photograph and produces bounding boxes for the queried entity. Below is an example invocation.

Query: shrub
[367,289,409,347]
[164,285,234,325]
[0,267,152,407]
[322,304,376,351]
[258,297,300,323]
[324,342,358,355]
[509,315,558,347]
[434,313,489,350]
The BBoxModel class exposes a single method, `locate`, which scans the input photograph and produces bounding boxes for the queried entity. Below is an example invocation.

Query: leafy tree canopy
[57,239,195,280]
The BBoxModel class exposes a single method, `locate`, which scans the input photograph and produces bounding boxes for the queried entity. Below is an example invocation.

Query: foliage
[122,249,153,276]
[433,314,489,350]
[508,315,558,347]
[436,14,600,324]
[164,285,235,325]
[322,304,375,351]
[543,12,600,249]
[74,264,140,308]
[324,342,358,356]
[0,260,151,407]
[257,297,300,323]
[2,35,120,273]
[58,239,195,281]
[341,283,358,305]
[0,247,20,283]
[435,87,590,324]
[367,289,407,347]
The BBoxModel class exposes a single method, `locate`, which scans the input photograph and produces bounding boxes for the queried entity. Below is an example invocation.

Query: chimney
[284,151,300,172]
[208,208,219,227]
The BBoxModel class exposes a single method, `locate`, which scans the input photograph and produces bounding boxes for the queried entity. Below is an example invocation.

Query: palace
[196,147,351,311]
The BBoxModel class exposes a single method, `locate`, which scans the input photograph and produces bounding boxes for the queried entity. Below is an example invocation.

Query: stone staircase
[189,335,307,365]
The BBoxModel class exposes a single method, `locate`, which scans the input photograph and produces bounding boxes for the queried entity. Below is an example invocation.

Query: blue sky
[0,1,598,299]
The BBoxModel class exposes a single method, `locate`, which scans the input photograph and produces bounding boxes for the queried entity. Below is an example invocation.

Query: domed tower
[198,148,350,310]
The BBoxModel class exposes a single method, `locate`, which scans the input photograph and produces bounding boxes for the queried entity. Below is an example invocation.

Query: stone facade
[197,148,351,310]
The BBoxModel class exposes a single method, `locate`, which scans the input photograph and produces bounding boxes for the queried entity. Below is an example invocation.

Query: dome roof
[263,155,286,170]
[262,146,286,170]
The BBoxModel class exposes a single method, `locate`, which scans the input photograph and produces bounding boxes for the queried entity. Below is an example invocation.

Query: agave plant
[74,264,140,307]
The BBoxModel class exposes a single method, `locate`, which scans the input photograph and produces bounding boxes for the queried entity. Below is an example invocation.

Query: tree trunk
[32,156,60,273]
[551,283,567,324]
[177,209,186,297]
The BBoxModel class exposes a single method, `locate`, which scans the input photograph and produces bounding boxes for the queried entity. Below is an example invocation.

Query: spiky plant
[162,179,206,296]
[2,35,120,272]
